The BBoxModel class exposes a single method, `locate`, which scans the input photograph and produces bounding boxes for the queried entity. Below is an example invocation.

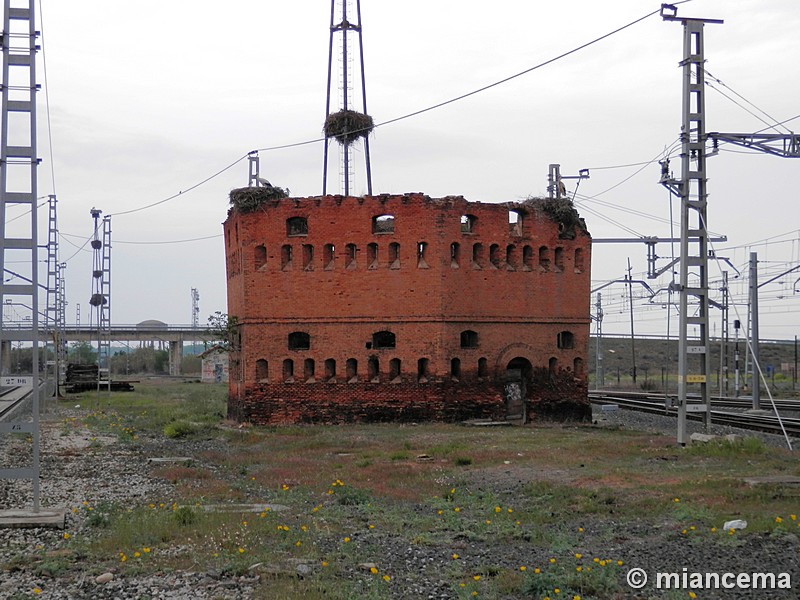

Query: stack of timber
[64,363,135,393]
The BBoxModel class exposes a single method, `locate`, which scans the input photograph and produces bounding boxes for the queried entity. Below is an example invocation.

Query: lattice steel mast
[322,0,372,196]
[0,0,42,510]
[660,4,723,445]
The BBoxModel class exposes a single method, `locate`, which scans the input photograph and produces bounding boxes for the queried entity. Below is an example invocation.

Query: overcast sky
[22,0,800,340]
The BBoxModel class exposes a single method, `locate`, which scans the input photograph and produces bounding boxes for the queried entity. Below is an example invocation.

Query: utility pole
[720,271,729,396]
[661,4,723,444]
[749,252,760,409]
[626,258,637,384]
[595,292,604,388]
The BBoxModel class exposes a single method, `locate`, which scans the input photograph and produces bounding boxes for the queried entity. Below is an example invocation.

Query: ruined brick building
[224,192,591,424]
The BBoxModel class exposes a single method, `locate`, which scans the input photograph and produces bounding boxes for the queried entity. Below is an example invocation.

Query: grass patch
[34,380,799,599]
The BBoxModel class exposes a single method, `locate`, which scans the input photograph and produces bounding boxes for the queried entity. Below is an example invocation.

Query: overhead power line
[108,4,674,219]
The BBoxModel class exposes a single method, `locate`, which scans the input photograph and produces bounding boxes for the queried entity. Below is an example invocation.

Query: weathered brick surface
[224,193,592,424]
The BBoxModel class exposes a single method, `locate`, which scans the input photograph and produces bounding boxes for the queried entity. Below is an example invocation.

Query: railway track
[589,390,800,438]
[0,385,33,420]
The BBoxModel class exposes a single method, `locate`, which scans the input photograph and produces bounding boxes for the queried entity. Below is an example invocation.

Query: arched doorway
[504,357,532,422]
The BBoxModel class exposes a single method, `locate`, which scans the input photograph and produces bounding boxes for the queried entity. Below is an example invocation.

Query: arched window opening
[508,209,523,236]
[417,242,429,268]
[557,330,575,349]
[522,245,533,271]
[372,330,396,349]
[303,244,314,270]
[325,358,336,381]
[282,359,294,382]
[417,358,429,383]
[574,357,584,377]
[472,243,484,269]
[461,214,477,233]
[450,357,461,380]
[450,242,460,268]
[254,244,267,270]
[281,244,293,270]
[304,358,315,382]
[288,331,310,351]
[554,247,565,271]
[323,244,335,270]
[372,214,395,234]
[389,358,401,382]
[256,359,268,381]
[367,243,379,269]
[368,356,380,382]
[346,358,358,382]
[574,248,585,273]
[478,357,489,378]
[538,246,550,271]
[506,244,518,270]
[389,242,400,269]
[489,244,502,269]
[460,330,478,349]
[549,357,558,374]
[287,217,308,237]
[345,243,357,269]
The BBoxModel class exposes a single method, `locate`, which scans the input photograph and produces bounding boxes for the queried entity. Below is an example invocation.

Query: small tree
[68,341,97,365]
[206,312,239,351]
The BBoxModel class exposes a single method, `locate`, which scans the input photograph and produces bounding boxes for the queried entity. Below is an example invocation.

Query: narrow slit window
[304,358,315,381]
[489,244,502,268]
[417,242,429,268]
[389,242,400,269]
[522,245,533,270]
[256,359,268,381]
[323,244,335,270]
[478,357,488,378]
[472,243,484,269]
[417,358,429,382]
[283,359,294,381]
[303,244,314,270]
[325,359,336,381]
[346,358,358,382]
[450,242,460,268]
[574,248,585,272]
[254,244,267,270]
[345,243,357,269]
[506,244,517,270]
[367,243,378,269]
[389,358,401,381]
[554,247,565,271]
[451,357,461,380]
[538,246,550,271]
[281,244,293,270]
[368,356,380,381]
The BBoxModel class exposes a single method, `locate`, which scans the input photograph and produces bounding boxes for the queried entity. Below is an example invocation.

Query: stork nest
[229,185,289,214]
[324,110,374,145]
[525,196,587,239]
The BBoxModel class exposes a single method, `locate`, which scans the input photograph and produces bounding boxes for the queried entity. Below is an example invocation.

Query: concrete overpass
[0,322,218,376]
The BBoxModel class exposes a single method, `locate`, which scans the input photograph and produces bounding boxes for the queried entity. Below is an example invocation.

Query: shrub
[163,420,198,439]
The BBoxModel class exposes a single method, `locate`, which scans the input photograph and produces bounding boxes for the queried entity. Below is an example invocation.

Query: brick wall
[224,193,591,424]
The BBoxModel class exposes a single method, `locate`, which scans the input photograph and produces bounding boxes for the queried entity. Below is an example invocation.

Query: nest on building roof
[525,196,588,239]
[324,109,374,145]
[229,185,289,214]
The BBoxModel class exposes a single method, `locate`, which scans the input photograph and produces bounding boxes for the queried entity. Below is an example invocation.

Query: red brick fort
[224,192,591,424]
